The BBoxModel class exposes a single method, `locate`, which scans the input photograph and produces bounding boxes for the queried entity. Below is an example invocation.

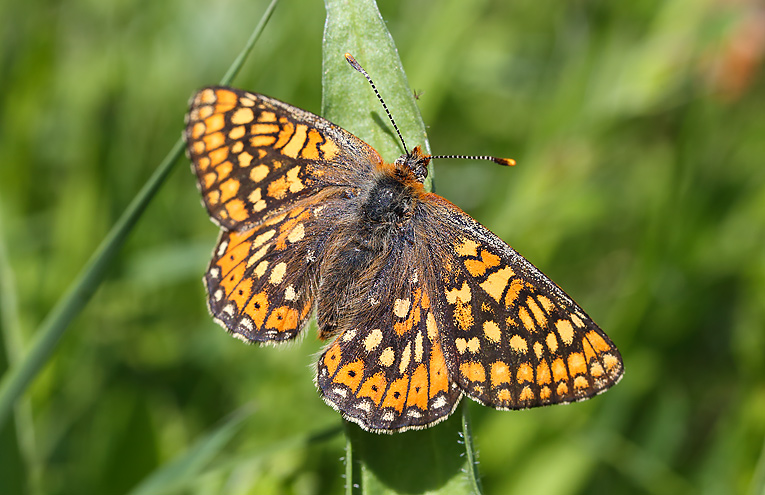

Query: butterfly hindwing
[185,86,383,230]
[316,229,463,432]
[206,192,347,342]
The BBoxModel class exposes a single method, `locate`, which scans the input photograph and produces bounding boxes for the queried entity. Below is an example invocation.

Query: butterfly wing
[315,228,463,432]
[419,194,623,409]
[184,86,382,230]
[206,191,348,342]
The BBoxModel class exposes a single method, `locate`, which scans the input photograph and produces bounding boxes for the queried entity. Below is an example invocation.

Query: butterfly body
[185,86,623,433]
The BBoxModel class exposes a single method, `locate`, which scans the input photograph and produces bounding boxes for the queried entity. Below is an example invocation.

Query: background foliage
[2,0,765,493]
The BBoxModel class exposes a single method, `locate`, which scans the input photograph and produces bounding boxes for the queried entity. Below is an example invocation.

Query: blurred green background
[2,0,765,493]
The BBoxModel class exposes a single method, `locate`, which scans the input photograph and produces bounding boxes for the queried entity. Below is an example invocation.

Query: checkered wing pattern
[185,87,382,230]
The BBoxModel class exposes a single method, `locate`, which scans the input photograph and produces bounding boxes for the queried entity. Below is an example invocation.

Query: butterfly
[183,54,623,433]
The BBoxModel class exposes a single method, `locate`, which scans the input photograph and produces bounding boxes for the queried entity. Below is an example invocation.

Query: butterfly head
[395,145,431,184]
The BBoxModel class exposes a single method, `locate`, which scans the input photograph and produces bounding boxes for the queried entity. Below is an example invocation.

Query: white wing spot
[269,262,287,284]
[284,285,297,301]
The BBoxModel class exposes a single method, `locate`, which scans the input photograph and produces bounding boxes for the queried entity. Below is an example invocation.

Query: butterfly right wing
[185,86,383,230]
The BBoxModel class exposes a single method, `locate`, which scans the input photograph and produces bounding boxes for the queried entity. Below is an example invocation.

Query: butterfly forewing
[420,194,623,409]
[185,87,382,230]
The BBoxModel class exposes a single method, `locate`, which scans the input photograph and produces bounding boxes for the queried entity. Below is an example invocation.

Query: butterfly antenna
[345,53,409,156]
[429,154,516,167]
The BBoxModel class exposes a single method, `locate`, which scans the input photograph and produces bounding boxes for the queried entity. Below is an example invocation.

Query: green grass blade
[322,1,476,493]
[126,408,252,495]
[0,0,279,431]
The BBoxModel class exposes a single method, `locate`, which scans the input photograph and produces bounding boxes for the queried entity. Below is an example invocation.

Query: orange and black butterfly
[183,54,623,433]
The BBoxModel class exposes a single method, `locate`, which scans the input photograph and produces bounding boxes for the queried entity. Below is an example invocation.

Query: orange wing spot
[216,239,251,276]
[519,386,534,402]
[497,389,513,402]
[516,363,534,384]
[204,112,226,133]
[267,176,290,200]
[197,156,211,171]
[258,110,276,122]
[252,229,276,248]
[191,140,206,155]
[568,352,587,376]
[199,88,217,104]
[239,96,256,107]
[251,123,280,135]
[533,341,544,359]
[285,166,305,193]
[231,141,244,154]
[460,361,486,382]
[250,134,277,147]
[203,132,225,151]
[490,361,511,386]
[483,320,501,343]
[228,125,245,140]
[202,172,217,189]
[206,190,220,206]
[406,363,429,410]
[382,376,409,412]
[586,331,612,352]
[238,151,253,168]
[540,386,552,401]
[536,361,551,385]
[266,305,299,332]
[481,250,501,269]
[257,149,267,159]
[215,161,233,181]
[209,147,229,167]
[243,292,269,327]
[551,358,568,382]
[231,107,254,125]
[527,297,547,327]
[445,281,472,304]
[518,307,536,331]
[571,313,584,328]
[603,353,620,373]
[455,238,479,257]
[335,359,365,393]
[323,343,342,376]
[224,198,249,222]
[320,138,339,160]
[250,164,269,182]
[219,178,240,203]
[214,89,238,106]
[191,122,206,139]
[574,376,589,391]
[220,263,246,298]
[453,301,474,331]
[197,106,213,120]
[464,259,486,277]
[230,277,253,309]
[479,266,515,302]
[546,332,559,354]
[274,121,295,148]
[281,124,308,158]
[556,382,569,397]
[509,334,528,354]
[555,319,575,346]
[590,361,605,378]
[428,342,449,397]
[357,372,387,406]
[504,279,525,308]
[301,129,322,160]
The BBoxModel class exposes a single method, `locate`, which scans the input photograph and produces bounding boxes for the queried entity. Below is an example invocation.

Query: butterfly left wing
[419,194,624,410]
[206,191,347,343]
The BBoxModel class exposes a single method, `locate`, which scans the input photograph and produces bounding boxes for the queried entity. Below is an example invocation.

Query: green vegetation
[1,0,764,493]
